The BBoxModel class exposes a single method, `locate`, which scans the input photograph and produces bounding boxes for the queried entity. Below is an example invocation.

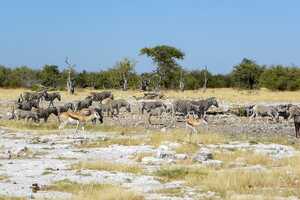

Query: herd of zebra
[6,90,300,138]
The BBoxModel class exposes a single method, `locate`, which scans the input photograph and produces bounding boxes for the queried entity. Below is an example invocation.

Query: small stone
[192,148,213,163]
[160,127,167,132]
[142,156,164,165]
[156,145,175,159]
[31,183,40,193]
[175,154,188,160]
[202,160,223,168]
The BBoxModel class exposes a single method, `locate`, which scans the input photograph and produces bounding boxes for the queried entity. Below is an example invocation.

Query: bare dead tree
[202,66,208,93]
[179,70,185,92]
[65,57,75,95]
[122,73,128,91]
[154,73,161,92]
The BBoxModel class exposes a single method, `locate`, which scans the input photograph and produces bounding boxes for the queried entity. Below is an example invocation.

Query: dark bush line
[0,58,299,91]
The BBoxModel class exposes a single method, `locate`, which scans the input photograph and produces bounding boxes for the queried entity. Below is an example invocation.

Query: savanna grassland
[1,88,300,103]
[0,88,299,200]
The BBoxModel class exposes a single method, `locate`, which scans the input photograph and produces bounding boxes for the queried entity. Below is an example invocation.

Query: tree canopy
[0,48,299,91]
[231,58,264,89]
[140,45,185,89]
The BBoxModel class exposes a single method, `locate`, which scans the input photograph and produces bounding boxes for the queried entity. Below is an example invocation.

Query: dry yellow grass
[74,187,144,200]
[200,169,300,198]
[0,119,58,131]
[147,130,228,148]
[214,150,274,167]
[0,175,8,181]
[0,197,25,200]
[75,137,144,148]
[156,188,183,197]
[155,154,300,198]
[1,88,300,103]
[162,88,300,103]
[45,179,144,200]
[155,164,300,198]
[134,152,155,162]
[72,160,143,174]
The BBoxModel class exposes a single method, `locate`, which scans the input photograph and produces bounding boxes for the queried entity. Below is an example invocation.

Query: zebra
[110,99,131,116]
[20,90,46,103]
[173,100,202,118]
[140,101,166,114]
[44,92,61,107]
[90,91,114,103]
[74,96,93,111]
[189,97,219,118]
[294,115,300,138]
[16,99,39,111]
[33,107,59,122]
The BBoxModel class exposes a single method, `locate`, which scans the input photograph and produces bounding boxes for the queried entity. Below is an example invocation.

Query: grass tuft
[75,137,143,148]
[71,160,143,174]
[44,179,144,200]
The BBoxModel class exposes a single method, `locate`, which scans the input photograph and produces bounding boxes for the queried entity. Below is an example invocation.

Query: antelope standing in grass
[58,108,101,133]
[185,114,207,143]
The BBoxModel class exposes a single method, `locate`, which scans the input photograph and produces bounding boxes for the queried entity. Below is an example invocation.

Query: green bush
[259,66,300,91]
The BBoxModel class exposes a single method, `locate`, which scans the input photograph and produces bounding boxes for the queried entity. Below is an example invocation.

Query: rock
[7,150,12,159]
[17,146,29,157]
[30,183,40,193]
[41,138,50,143]
[254,144,295,159]
[160,127,167,132]
[175,154,188,160]
[198,191,219,200]
[164,180,184,189]
[142,157,164,165]
[230,194,265,200]
[156,145,175,159]
[192,148,213,163]
[161,142,181,150]
[30,137,41,144]
[202,160,223,168]
[208,142,296,160]
[242,165,267,172]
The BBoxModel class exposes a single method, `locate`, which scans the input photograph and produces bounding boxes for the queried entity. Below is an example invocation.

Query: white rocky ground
[0,127,299,200]
[0,128,202,199]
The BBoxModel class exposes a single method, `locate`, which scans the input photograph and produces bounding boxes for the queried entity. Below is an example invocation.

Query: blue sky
[0,0,299,74]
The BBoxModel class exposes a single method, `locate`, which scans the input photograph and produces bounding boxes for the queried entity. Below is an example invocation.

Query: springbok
[185,114,208,143]
[58,108,100,133]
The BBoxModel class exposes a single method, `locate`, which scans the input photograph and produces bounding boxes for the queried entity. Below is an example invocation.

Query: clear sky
[0,0,299,74]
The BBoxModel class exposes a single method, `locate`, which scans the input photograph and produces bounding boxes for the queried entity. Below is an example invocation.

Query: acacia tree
[231,58,264,89]
[40,65,60,88]
[140,45,185,89]
[113,58,136,90]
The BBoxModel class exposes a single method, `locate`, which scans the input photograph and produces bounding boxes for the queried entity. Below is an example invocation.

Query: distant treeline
[0,59,299,91]
[0,46,300,91]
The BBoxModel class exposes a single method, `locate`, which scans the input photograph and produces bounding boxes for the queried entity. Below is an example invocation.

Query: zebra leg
[148,114,152,125]
[296,123,300,138]
[249,112,256,121]
[48,101,54,108]
[57,115,61,123]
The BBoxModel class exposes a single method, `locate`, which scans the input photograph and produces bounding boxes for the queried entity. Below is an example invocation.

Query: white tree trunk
[202,66,208,93]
